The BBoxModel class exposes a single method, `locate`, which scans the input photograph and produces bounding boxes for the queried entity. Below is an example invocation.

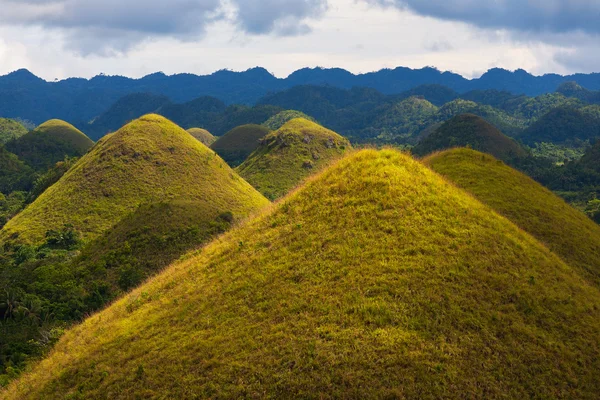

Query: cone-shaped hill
[262,110,316,131]
[413,114,528,161]
[424,148,600,287]
[187,128,216,147]
[0,118,28,145]
[5,119,94,170]
[210,124,270,167]
[237,118,351,200]
[1,114,269,244]
[6,149,600,399]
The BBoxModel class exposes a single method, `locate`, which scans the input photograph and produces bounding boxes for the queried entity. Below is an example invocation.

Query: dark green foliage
[26,157,78,203]
[394,84,459,106]
[0,192,27,228]
[0,147,34,195]
[413,114,528,161]
[519,107,600,145]
[0,119,28,145]
[211,124,271,166]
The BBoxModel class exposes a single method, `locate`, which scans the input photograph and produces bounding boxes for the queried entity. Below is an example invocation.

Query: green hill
[1,114,268,244]
[424,148,600,287]
[210,124,271,167]
[237,118,351,199]
[0,119,28,145]
[6,149,600,399]
[519,106,600,145]
[186,128,216,146]
[262,110,316,130]
[579,139,600,173]
[413,114,528,161]
[5,119,94,170]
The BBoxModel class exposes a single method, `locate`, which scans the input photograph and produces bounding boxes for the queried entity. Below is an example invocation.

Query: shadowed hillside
[424,148,600,287]
[186,128,216,146]
[211,124,271,167]
[262,110,316,130]
[519,106,600,145]
[0,147,34,195]
[5,120,94,170]
[5,149,600,399]
[237,118,351,199]
[413,114,528,161]
[1,114,268,244]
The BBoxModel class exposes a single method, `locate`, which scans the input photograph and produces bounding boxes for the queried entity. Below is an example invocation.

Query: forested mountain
[3,66,600,125]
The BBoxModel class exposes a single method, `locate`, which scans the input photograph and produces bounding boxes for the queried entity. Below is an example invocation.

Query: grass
[0,119,28,145]
[413,114,528,161]
[1,114,269,244]
[5,149,600,399]
[5,120,94,170]
[186,128,216,147]
[424,148,600,287]
[210,124,271,167]
[237,118,351,200]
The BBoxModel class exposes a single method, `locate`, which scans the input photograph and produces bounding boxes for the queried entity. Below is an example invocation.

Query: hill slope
[210,124,271,167]
[424,148,600,287]
[0,146,34,194]
[186,128,216,146]
[262,110,316,130]
[6,149,600,399]
[0,118,28,145]
[237,118,351,199]
[5,119,94,170]
[1,114,269,244]
[519,106,600,145]
[413,114,528,161]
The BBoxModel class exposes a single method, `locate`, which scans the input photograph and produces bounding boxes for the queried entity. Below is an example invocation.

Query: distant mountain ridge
[2,66,600,124]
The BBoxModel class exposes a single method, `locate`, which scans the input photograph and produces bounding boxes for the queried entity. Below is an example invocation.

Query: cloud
[369,0,600,35]
[0,0,328,55]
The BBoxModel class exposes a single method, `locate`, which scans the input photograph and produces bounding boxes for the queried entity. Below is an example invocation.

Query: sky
[0,0,598,81]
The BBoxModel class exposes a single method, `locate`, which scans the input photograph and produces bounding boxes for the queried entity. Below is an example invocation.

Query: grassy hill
[210,124,271,167]
[413,114,528,161]
[5,120,94,170]
[5,149,600,399]
[0,119,28,145]
[1,114,268,244]
[0,147,34,195]
[237,118,351,199]
[262,110,316,131]
[186,128,216,146]
[424,148,600,287]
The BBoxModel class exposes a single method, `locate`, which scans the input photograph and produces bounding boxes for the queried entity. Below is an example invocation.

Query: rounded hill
[6,149,600,399]
[210,124,270,167]
[1,114,269,244]
[0,118,28,145]
[424,148,600,287]
[413,113,527,161]
[0,146,34,195]
[519,106,600,145]
[186,127,216,147]
[262,110,316,131]
[5,119,94,170]
[237,118,351,199]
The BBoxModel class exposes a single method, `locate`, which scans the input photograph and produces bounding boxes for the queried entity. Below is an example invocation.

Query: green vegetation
[5,120,94,170]
[211,124,271,167]
[530,142,588,164]
[519,106,600,145]
[372,97,438,143]
[0,147,34,195]
[5,149,600,398]
[186,128,216,147]
[262,110,316,130]
[237,118,351,199]
[413,114,528,161]
[0,119,28,145]
[424,148,600,287]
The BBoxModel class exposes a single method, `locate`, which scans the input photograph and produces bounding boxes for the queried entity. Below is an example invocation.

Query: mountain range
[3,66,600,125]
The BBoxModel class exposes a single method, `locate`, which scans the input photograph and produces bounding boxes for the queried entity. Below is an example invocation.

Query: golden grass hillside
[186,128,216,147]
[210,124,271,167]
[1,114,269,244]
[424,148,600,287]
[237,118,351,199]
[413,114,527,161]
[5,119,94,170]
[5,149,600,399]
